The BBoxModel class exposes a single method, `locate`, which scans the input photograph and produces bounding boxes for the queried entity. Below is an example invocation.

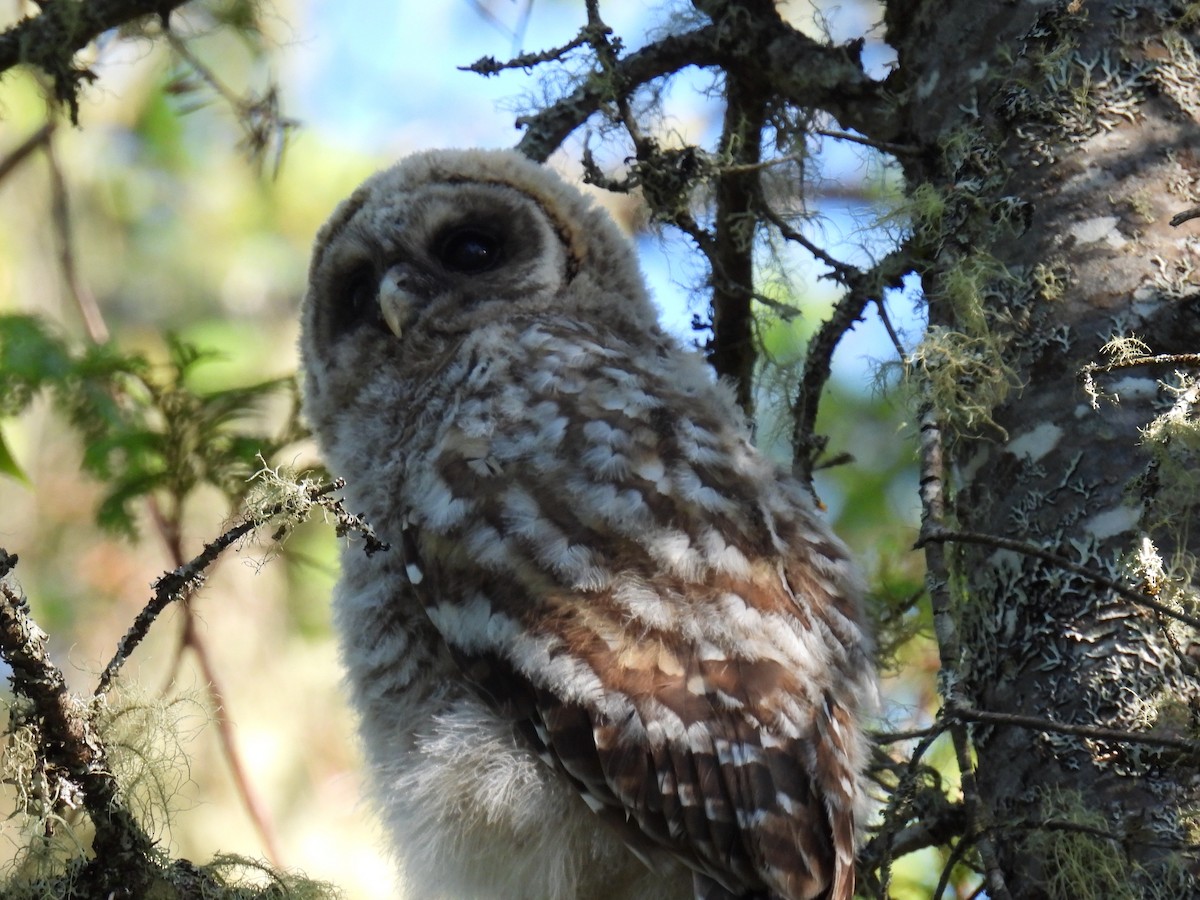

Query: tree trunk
[889,1,1200,894]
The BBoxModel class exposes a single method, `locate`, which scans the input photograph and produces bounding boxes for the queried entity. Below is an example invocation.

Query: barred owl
[300,149,875,900]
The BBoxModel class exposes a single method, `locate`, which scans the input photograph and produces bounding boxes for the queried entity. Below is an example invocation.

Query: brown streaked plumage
[300,148,876,900]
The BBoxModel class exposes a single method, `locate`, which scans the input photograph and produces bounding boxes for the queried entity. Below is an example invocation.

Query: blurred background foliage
[0,0,944,896]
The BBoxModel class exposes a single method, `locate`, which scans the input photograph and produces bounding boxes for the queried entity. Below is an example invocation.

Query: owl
[299,149,876,900]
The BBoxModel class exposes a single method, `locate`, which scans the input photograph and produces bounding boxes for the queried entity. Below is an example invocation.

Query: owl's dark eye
[436,227,503,274]
[329,264,383,338]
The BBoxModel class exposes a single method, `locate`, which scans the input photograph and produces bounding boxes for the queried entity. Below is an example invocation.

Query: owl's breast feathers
[395,320,872,900]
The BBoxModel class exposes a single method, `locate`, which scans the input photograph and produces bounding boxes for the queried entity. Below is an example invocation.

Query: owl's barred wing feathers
[401,321,872,900]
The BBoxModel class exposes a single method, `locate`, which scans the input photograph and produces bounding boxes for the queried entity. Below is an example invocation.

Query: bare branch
[917,405,1013,900]
[919,527,1200,632]
[514,10,896,163]
[950,705,1200,758]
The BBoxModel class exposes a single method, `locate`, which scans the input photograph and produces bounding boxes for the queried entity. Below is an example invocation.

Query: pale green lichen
[1140,371,1200,531]
[1,689,343,899]
[907,325,1021,438]
[94,689,207,843]
[1031,260,1070,302]
[1023,787,1139,900]
[1019,785,1198,900]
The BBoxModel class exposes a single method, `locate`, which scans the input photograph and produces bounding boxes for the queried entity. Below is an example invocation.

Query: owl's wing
[401,324,871,900]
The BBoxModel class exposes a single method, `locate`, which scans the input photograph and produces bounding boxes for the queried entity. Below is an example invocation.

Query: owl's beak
[379,266,418,339]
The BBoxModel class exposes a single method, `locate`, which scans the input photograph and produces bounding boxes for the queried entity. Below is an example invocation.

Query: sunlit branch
[513,7,896,163]
[917,404,1013,900]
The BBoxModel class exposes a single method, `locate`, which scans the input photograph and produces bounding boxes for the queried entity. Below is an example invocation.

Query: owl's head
[301,150,657,412]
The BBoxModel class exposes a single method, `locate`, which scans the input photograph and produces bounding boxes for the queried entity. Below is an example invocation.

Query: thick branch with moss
[0,0,193,121]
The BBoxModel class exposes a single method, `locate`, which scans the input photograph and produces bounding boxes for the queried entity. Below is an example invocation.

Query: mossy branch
[0,551,158,890]
[0,472,379,895]
[0,0,193,123]
[96,474,386,696]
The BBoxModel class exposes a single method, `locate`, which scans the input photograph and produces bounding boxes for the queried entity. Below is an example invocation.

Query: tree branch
[1169,205,1200,227]
[790,248,911,485]
[96,477,379,696]
[950,705,1200,759]
[0,122,55,183]
[0,556,155,882]
[917,404,1013,900]
[514,6,896,163]
[919,527,1200,632]
[0,0,193,122]
[707,31,770,417]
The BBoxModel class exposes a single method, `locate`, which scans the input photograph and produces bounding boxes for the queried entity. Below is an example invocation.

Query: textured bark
[889,1,1200,894]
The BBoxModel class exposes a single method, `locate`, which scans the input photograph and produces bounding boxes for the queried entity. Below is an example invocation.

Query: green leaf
[0,427,29,484]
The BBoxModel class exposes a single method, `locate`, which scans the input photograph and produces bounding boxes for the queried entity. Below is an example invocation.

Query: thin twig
[876,295,908,359]
[950,704,1200,757]
[933,834,979,900]
[463,25,592,75]
[917,404,1013,900]
[789,248,911,485]
[871,722,945,744]
[45,129,110,344]
[98,479,362,695]
[0,121,55,183]
[96,513,263,696]
[813,127,918,157]
[918,527,1200,632]
[163,31,297,176]
[759,197,859,282]
[185,607,286,866]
